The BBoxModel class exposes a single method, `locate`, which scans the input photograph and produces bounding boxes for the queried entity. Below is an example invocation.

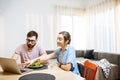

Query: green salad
[29,60,43,68]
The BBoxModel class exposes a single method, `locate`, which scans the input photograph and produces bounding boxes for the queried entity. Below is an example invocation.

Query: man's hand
[18,62,30,68]
[23,60,34,67]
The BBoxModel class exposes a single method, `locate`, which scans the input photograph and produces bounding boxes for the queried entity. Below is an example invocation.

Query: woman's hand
[58,62,72,71]
[57,62,63,67]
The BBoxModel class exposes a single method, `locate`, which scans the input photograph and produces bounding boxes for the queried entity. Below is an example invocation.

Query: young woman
[45,31,80,75]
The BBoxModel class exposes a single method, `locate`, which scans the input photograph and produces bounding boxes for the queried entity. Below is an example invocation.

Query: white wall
[0,0,85,57]
[0,15,5,57]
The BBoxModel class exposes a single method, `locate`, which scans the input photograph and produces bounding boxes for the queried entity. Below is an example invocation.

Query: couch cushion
[97,52,119,65]
[84,49,94,59]
[46,50,54,54]
[76,50,84,57]
[93,52,99,60]
[95,64,118,80]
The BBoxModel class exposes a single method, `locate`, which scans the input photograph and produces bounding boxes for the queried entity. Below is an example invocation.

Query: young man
[12,30,47,67]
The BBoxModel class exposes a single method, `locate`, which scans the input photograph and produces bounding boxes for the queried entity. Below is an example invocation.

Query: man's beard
[27,43,36,50]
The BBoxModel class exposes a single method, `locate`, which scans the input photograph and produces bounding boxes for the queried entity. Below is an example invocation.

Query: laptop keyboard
[20,68,33,73]
[20,69,27,73]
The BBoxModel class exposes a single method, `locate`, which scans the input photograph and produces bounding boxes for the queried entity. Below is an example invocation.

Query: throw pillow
[84,49,94,59]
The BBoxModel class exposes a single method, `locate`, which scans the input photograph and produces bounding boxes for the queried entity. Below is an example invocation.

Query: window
[59,14,87,49]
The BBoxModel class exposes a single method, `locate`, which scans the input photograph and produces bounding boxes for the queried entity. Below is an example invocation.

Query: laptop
[0,57,33,74]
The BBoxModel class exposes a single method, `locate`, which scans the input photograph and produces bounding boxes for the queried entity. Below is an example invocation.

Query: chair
[84,60,98,80]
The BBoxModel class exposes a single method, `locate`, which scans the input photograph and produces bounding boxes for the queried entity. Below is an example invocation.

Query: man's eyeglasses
[26,39,36,43]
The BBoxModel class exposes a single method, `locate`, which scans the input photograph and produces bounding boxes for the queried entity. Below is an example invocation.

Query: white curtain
[56,0,120,53]
[85,0,116,52]
[25,13,55,50]
[114,0,120,53]
[56,6,87,50]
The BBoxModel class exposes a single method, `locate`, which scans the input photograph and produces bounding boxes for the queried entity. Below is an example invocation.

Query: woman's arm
[60,63,72,71]
[26,52,48,64]
[27,52,56,65]
[47,52,56,59]
[38,52,56,63]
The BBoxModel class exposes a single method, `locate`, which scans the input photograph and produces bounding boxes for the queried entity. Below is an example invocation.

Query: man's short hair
[27,31,38,39]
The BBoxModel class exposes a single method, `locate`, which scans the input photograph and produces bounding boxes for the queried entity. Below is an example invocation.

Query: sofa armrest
[97,52,119,65]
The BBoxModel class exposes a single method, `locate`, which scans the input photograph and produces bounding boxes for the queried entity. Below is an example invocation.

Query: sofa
[46,50,120,80]
[76,50,120,80]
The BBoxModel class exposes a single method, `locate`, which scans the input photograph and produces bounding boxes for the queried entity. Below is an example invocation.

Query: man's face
[26,36,37,50]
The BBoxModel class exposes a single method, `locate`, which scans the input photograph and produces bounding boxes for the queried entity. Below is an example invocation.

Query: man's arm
[11,53,19,60]
[11,53,26,67]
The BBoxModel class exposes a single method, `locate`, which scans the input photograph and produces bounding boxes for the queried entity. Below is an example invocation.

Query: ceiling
[79,0,105,8]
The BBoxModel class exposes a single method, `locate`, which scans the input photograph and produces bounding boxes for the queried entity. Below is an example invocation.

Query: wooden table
[0,61,85,80]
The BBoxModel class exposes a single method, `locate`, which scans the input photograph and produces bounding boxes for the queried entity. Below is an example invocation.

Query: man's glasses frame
[26,39,36,43]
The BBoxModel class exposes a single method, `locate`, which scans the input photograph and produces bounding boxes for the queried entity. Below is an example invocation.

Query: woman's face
[57,34,66,48]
